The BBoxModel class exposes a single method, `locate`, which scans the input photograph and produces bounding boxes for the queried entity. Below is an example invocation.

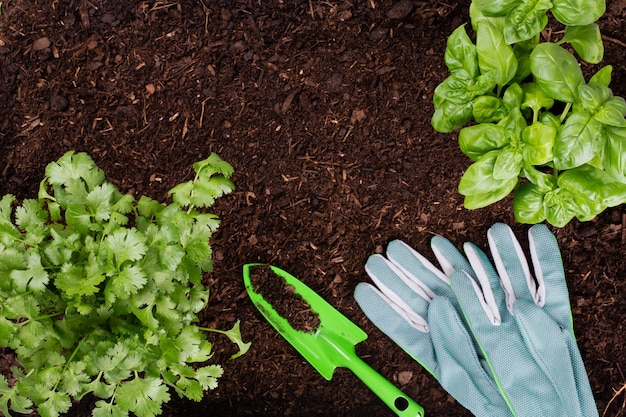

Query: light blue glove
[445,223,597,417]
[354,239,513,416]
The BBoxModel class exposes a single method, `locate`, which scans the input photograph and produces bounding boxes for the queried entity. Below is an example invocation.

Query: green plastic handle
[243,263,424,417]
[318,330,424,417]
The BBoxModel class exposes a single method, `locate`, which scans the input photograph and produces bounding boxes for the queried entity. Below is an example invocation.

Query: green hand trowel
[243,263,424,417]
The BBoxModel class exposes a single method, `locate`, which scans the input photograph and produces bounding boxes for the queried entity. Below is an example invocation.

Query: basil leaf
[603,126,626,180]
[470,3,506,31]
[501,106,527,139]
[463,185,517,210]
[494,146,523,180]
[512,37,537,83]
[459,123,507,160]
[503,0,551,44]
[472,96,508,123]
[530,43,585,103]
[513,183,547,224]
[543,188,578,227]
[503,83,524,110]
[432,70,497,133]
[445,24,479,77]
[589,65,612,86]
[459,151,519,208]
[522,165,557,190]
[521,82,554,114]
[432,101,473,133]
[572,194,606,222]
[595,97,626,127]
[540,111,561,130]
[473,0,520,16]
[554,111,604,169]
[577,83,612,113]
[476,21,518,88]
[560,23,604,64]
[577,83,626,127]
[522,121,556,165]
[551,0,605,26]
[558,164,626,207]
[434,70,497,104]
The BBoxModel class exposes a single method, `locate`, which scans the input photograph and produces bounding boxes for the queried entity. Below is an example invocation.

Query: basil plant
[432,0,626,227]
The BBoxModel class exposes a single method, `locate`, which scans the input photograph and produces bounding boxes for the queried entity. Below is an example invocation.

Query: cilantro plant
[0,151,250,417]
[432,0,626,227]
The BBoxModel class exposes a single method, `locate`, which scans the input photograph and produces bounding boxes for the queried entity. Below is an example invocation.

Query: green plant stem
[197,326,224,335]
[52,341,83,391]
[560,103,572,124]
[25,312,62,323]
[185,172,201,215]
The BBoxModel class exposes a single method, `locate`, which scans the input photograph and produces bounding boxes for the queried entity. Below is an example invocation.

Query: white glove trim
[364,258,431,332]
[463,244,502,325]
[528,231,547,307]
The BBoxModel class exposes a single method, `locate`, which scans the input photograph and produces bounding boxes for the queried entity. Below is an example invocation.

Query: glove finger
[430,235,473,276]
[354,282,437,374]
[429,297,514,417]
[563,332,599,417]
[450,270,503,339]
[364,254,431,330]
[513,300,584,417]
[461,243,506,324]
[527,223,573,330]
[487,223,537,310]
[386,240,454,299]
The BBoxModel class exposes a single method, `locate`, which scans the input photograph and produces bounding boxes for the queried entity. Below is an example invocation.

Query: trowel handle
[349,356,424,417]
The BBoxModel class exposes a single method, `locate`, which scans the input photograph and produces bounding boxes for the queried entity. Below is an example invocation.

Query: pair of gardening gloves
[354,223,597,416]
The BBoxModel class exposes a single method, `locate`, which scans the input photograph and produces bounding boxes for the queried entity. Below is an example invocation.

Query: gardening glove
[354,238,513,416]
[444,222,597,417]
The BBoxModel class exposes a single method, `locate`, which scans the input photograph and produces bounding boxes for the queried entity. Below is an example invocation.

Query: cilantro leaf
[0,315,18,346]
[44,151,105,191]
[10,250,49,293]
[18,319,48,349]
[193,152,234,178]
[105,228,147,269]
[112,193,135,214]
[86,183,116,222]
[175,376,204,401]
[200,320,251,359]
[191,176,235,208]
[0,223,22,247]
[0,151,244,416]
[59,361,90,396]
[0,374,33,415]
[3,294,40,319]
[0,194,16,223]
[109,265,148,299]
[93,400,130,417]
[136,195,164,219]
[116,377,170,417]
[38,390,71,417]
[168,181,194,207]
[179,223,212,264]
[169,152,235,210]
[0,244,26,273]
[15,199,48,245]
[65,204,92,234]
[195,364,224,390]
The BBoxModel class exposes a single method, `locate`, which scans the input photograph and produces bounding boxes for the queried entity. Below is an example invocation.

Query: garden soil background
[1,0,626,416]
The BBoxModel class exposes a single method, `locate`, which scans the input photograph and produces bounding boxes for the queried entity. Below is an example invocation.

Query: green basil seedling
[432,0,626,227]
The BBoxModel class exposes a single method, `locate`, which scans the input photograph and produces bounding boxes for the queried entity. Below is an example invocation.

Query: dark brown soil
[248,264,321,333]
[1,0,626,416]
